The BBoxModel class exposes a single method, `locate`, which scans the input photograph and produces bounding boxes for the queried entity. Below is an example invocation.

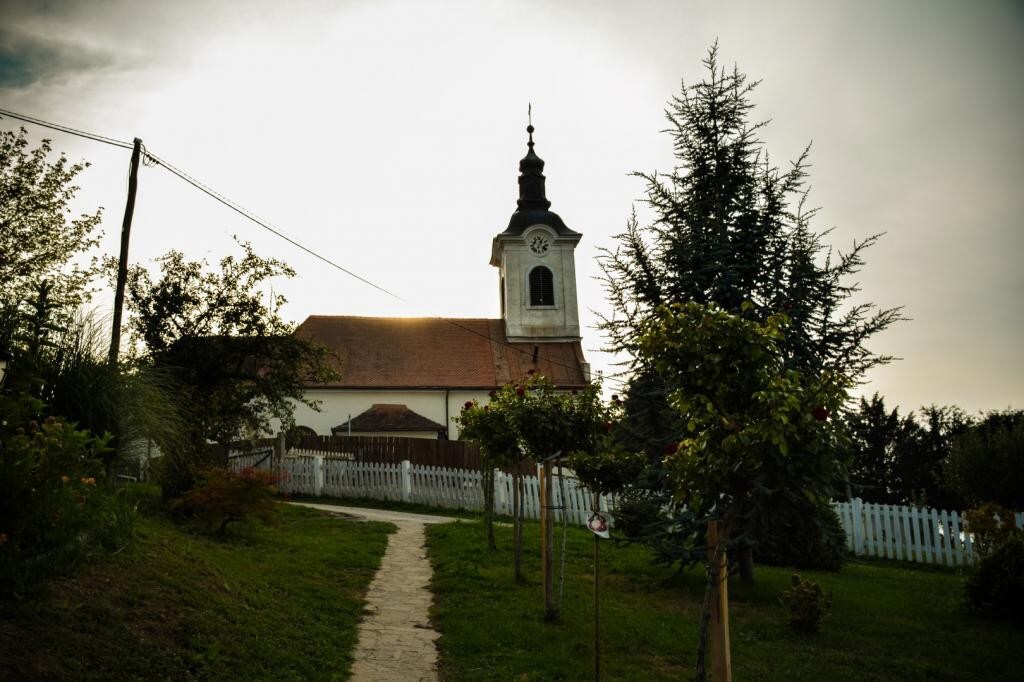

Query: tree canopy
[120,241,338,453]
[599,44,902,391]
[844,394,971,508]
[0,127,103,350]
[944,410,1024,509]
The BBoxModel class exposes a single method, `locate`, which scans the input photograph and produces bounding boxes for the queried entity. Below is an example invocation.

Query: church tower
[490,123,582,342]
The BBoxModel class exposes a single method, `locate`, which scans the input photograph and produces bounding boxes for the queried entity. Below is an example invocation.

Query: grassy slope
[426,520,1024,681]
[0,504,393,681]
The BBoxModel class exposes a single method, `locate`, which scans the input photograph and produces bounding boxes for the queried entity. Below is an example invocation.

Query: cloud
[0,27,112,89]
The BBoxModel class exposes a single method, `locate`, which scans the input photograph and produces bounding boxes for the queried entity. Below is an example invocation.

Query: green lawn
[426,520,1024,681]
[0,504,394,681]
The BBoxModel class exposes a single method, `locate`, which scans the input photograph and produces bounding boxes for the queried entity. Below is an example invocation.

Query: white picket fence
[834,498,1024,567]
[229,449,1022,565]
[229,449,614,526]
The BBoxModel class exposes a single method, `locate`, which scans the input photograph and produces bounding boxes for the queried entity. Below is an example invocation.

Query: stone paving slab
[350,522,439,681]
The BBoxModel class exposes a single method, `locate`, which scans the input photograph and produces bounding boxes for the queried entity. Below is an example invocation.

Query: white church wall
[291,388,493,440]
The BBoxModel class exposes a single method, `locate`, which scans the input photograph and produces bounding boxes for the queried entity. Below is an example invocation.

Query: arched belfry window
[529,266,554,306]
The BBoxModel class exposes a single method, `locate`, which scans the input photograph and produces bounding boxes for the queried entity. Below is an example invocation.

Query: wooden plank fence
[288,434,535,473]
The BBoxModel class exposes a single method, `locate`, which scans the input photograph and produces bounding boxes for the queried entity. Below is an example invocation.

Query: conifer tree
[600,44,903,575]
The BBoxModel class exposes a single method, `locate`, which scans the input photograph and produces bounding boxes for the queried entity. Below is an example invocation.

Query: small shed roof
[333,404,445,434]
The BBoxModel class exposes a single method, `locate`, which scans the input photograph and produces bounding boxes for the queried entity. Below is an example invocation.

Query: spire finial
[527,102,534,147]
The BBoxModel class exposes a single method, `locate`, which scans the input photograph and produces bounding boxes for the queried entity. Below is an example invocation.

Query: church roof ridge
[301,314,502,323]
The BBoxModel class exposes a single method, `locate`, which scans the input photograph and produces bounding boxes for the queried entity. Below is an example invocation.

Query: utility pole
[108,137,143,366]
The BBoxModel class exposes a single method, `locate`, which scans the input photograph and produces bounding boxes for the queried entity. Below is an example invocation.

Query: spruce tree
[600,44,903,576]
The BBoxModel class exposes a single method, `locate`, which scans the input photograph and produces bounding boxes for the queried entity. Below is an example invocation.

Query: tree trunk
[738,541,755,585]
[513,470,523,582]
[483,465,496,550]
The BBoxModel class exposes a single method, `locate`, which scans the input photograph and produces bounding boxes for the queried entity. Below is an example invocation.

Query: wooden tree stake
[707,520,732,682]
[541,460,556,620]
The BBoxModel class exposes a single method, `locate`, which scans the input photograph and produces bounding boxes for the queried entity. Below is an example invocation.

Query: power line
[0,108,134,149]
[1,107,399,300]
[141,150,404,301]
[1,107,629,388]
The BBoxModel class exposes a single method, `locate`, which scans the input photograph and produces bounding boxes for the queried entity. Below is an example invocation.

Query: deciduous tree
[638,302,848,582]
[119,241,337,496]
[0,127,103,347]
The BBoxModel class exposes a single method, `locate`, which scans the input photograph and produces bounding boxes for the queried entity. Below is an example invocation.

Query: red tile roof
[333,404,445,434]
[295,316,588,389]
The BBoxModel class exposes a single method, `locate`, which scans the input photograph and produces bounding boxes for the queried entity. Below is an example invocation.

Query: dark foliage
[0,394,135,598]
[174,466,285,536]
[754,499,846,571]
[945,410,1024,509]
[965,531,1024,625]
[844,394,970,508]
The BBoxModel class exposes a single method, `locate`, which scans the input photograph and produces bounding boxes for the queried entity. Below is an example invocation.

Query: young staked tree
[599,45,903,578]
[639,302,848,583]
[458,377,612,582]
[456,391,519,553]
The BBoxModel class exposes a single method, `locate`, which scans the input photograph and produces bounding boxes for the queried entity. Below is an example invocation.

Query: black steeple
[500,117,578,238]
[517,124,551,211]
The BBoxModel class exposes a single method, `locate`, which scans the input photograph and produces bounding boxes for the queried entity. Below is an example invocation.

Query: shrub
[0,406,136,598]
[175,466,285,535]
[965,531,1024,625]
[780,573,832,633]
[755,499,846,571]
[964,502,1019,559]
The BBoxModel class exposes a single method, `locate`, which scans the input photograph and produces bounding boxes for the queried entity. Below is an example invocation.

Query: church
[290,124,590,440]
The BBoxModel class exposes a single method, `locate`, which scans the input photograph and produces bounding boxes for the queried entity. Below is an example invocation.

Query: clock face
[529,234,551,256]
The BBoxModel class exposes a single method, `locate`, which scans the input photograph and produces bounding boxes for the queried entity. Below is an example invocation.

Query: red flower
[516,387,526,397]
[526,368,536,375]
[812,406,829,422]
[463,401,474,410]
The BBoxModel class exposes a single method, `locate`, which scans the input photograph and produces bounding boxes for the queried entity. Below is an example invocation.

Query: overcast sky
[2,0,1021,415]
